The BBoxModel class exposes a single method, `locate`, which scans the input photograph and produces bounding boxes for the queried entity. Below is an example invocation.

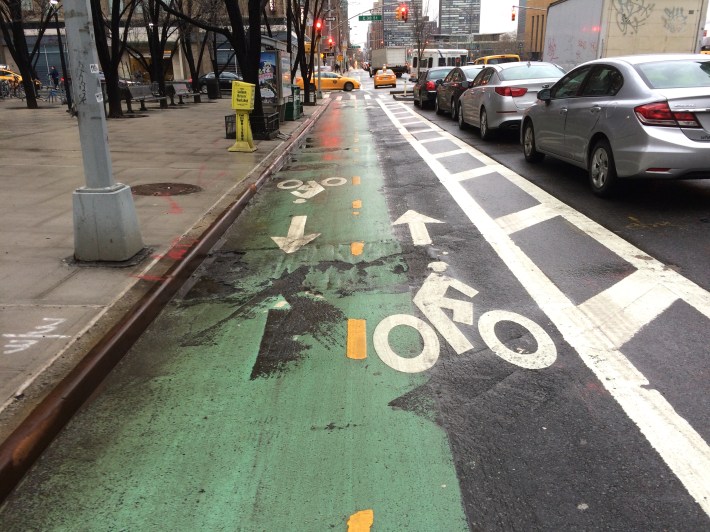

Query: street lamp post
[62,0,144,262]
[49,0,72,112]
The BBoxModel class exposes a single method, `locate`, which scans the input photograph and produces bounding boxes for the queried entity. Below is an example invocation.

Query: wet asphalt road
[417,101,710,294]
[1,77,708,530]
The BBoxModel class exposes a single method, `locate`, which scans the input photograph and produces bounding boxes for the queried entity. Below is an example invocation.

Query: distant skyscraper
[439,0,481,36]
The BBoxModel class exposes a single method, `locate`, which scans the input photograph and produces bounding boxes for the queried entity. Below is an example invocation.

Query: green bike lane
[0,98,469,530]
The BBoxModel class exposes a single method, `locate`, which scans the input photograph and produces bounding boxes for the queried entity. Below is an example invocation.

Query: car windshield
[500,64,564,81]
[428,70,450,80]
[462,66,483,77]
[636,60,710,88]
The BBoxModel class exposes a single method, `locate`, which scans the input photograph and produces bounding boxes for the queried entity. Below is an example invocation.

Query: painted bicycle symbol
[373,262,557,373]
[278,177,348,203]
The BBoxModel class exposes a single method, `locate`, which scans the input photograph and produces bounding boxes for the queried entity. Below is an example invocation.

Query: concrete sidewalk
[0,95,328,445]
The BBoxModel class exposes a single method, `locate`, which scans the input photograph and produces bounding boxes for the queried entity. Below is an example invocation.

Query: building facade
[518,0,556,60]
[439,0,481,37]
[368,0,424,49]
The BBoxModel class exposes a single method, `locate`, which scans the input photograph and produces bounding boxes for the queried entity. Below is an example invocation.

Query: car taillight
[494,86,528,97]
[425,81,436,91]
[634,101,701,128]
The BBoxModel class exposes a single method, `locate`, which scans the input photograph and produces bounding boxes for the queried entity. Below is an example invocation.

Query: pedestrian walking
[50,66,59,89]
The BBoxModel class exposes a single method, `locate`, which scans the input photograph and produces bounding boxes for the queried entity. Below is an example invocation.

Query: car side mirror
[537,88,552,102]
[435,79,443,86]
[461,80,470,89]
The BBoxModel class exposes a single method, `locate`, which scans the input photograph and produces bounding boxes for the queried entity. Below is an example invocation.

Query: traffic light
[511,8,516,21]
[327,36,334,49]
[314,19,323,40]
[395,4,408,22]
[401,5,408,22]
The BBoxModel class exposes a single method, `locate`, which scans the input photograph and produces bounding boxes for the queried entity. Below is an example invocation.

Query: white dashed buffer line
[378,100,710,516]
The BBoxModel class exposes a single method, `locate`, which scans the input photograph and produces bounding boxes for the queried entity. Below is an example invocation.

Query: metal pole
[62,0,143,262]
[317,38,323,99]
[51,6,72,112]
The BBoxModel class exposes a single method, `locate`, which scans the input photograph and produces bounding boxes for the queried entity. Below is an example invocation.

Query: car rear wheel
[451,99,458,120]
[458,104,467,130]
[479,108,493,140]
[414,93,421,107]
[523,122,545,163]
[200,85,208,94]
[343,82,354,91]
[589,139,618,197]
[435,96,444,115]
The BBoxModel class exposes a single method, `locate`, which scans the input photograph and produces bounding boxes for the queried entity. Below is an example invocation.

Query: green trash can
[284,85,302,120]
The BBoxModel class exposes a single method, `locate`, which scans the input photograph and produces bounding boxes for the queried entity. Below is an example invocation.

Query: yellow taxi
[472,54,520,65]
[0,66,42,91]
[295,71,361,91]
[0,67,22,85]
[373,68,397,88]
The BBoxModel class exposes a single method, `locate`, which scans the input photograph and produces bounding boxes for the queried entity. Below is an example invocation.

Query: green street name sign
[359,14,382,21]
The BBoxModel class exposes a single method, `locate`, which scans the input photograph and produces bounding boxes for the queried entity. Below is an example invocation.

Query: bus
[411,49,468,77]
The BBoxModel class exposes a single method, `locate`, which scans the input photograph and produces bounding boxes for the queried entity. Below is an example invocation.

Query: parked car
[434,65,484,118]
[198,71,242,93]
[521,54,710,197]
[412,67,453,109]
[295,71,360,91]
[458,61,565,139]
[373,68,397,88]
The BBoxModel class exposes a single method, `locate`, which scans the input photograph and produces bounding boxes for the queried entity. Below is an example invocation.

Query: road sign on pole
[358,14,382,21]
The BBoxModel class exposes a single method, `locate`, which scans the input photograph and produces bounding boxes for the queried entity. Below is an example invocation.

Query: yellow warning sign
[231,81,255,111]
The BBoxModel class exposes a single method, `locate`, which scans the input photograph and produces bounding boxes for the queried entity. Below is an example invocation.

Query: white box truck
[543,0,709,71]
[369,46,409,77]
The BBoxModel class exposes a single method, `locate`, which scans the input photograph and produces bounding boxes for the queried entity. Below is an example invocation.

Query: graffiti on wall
[612,0,655,34]
[662,7,689,33]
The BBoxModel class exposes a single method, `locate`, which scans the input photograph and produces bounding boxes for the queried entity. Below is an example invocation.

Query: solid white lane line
[378,99,710,517]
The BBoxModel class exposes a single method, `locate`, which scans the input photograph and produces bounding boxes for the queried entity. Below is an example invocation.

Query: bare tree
[90,0,139,117]
[410,0,434,79]
[288,0,326,104]
[159,0,272,117]
[125,0,179,108]
[0,0,55,108]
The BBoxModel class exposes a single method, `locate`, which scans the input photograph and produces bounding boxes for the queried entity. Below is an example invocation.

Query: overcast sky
[346,1,517,47]
[347,1,709,48]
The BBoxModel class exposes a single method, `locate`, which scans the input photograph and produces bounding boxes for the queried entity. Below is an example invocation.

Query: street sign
[358,14,382,21]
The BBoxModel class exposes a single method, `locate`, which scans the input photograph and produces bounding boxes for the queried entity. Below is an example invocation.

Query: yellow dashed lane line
[346,319,367,360]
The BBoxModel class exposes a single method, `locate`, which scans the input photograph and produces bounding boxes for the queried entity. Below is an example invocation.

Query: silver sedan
[458,62,565,140]
[521,54,710,196]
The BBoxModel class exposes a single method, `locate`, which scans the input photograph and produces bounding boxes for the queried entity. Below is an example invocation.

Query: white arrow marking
[271,216,320,254]
[393,210,443,246]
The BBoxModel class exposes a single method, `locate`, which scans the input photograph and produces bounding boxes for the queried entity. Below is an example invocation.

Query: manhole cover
[132,183,202,196]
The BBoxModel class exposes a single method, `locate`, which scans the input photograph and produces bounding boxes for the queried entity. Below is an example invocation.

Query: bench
[123,84,167,112]
[168,82,200,105]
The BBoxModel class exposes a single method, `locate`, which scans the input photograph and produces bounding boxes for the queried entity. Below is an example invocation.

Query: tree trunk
[8,0,38,108]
